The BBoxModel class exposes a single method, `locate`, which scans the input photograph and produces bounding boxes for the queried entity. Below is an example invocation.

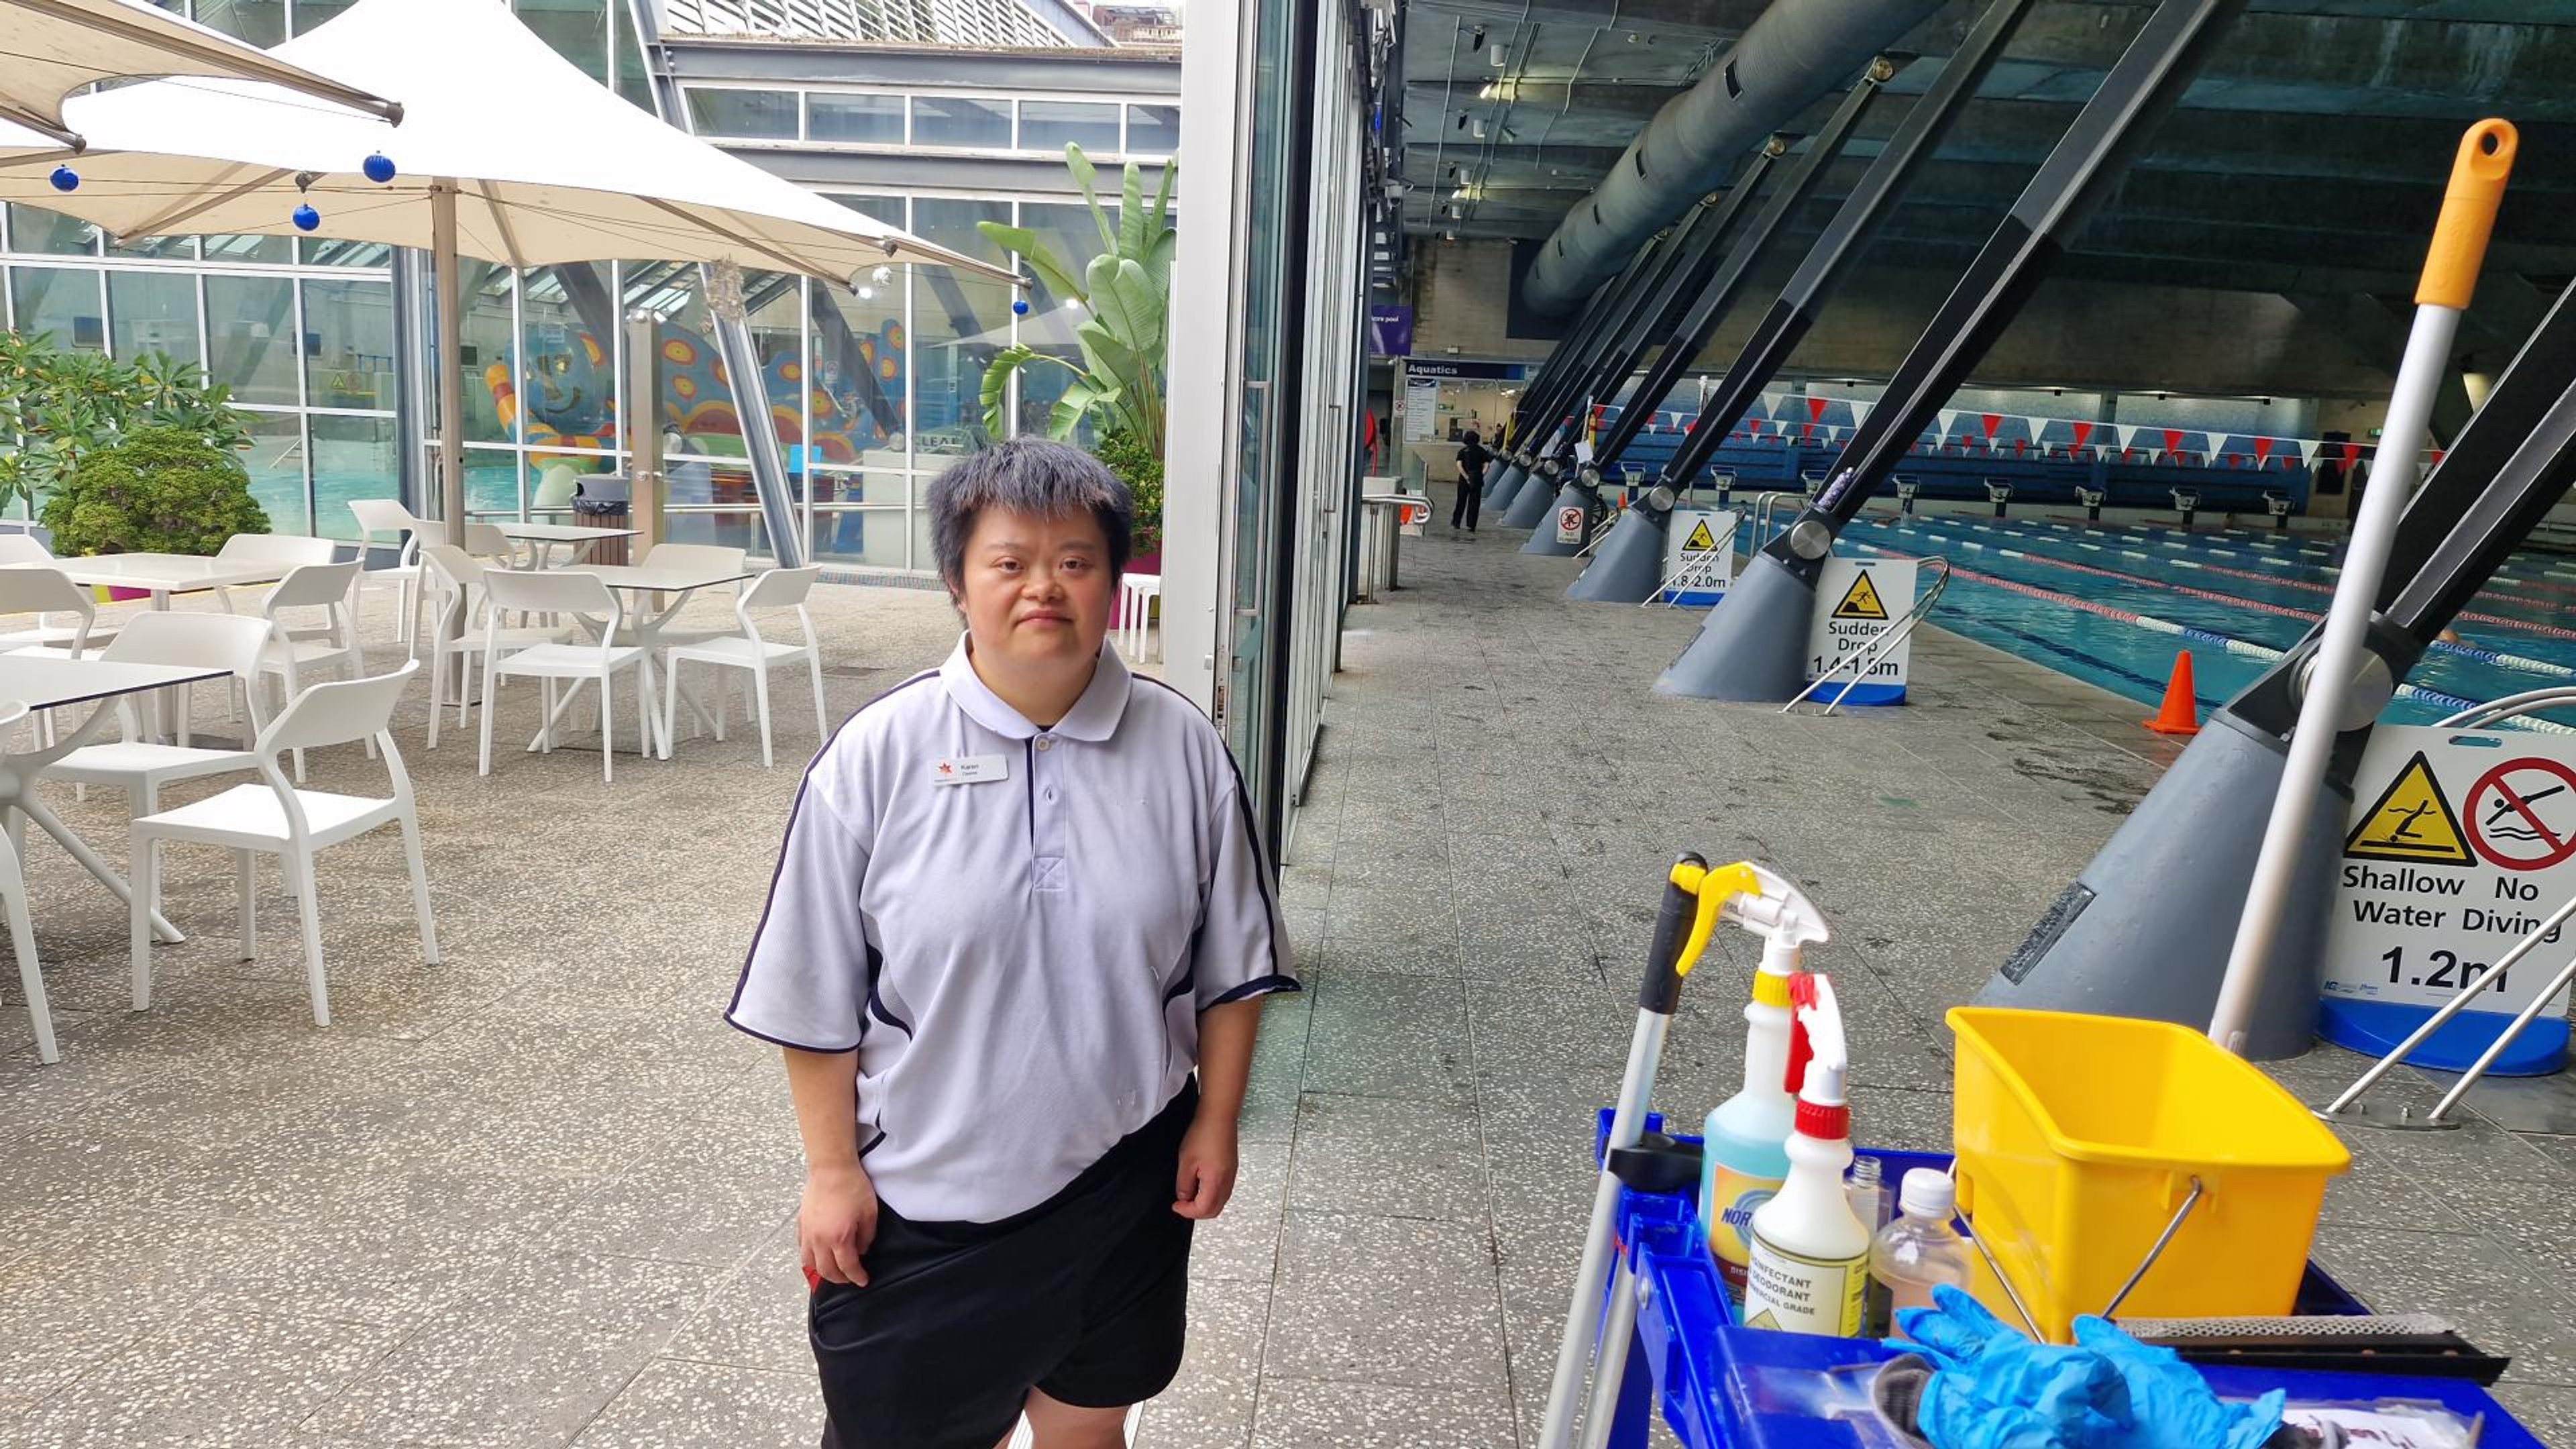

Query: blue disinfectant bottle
[1694,865,1829,1305]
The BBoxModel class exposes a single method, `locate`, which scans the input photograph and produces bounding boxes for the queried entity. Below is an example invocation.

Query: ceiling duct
[1521,0,1944,313]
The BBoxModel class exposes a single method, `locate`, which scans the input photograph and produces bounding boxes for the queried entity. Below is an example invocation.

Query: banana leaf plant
[0,330,249,514]
[976,144,1176,453]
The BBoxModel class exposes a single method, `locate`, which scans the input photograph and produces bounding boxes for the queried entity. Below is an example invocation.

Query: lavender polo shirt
[727,636,1298,1222]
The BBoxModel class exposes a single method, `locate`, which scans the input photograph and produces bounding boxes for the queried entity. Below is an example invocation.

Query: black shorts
[810,1082,1198,1449]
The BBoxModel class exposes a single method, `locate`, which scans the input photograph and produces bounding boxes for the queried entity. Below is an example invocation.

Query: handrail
[1781,555,1952,715]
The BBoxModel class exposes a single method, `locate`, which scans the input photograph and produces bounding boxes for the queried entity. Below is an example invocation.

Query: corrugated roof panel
[662,0,1070,47]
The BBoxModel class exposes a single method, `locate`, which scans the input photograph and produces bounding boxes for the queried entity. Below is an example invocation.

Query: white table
[13,552,292,608]
[516,564,755,755]
[499,522,639,569]
[1,657,229,956]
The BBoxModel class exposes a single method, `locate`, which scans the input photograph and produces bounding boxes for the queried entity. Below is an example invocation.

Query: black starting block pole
[1986,278,2576,1059]
[1507,144,1790,533]
[1657,0,2249,699]
[1567,0,2044,604]
[1528,60,1904,554]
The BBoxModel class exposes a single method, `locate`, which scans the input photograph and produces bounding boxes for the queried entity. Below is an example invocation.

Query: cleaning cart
[1585,1126,2548,1448]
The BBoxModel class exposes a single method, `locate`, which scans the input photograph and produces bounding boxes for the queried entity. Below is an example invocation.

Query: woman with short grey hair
[729,438,1297,1449]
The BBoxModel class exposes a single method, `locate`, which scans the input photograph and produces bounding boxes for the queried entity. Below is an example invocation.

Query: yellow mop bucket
[1945,1008,2351,1342]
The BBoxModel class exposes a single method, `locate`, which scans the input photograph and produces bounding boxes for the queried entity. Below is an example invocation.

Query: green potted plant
[3,332,257,587]
[42,425,270,559]
[975,144,1174,576]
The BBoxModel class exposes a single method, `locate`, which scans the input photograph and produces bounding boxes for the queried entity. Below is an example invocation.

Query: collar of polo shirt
[939,633,1134,741]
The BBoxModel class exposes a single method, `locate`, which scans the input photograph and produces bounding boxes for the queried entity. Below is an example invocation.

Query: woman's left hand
[1172,1114,1239,1220]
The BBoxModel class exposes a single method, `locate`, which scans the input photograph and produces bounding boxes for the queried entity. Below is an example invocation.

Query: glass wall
[686,83,1179,160]
[1,0,1181,580]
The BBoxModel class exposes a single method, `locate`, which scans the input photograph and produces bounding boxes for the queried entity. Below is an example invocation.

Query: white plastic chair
[477,568,659,782]
[0,703,54,1064]
[211,532,340,620]
[38,612,275,912]
[347,499,425,655]
[255,561,366,781]
[0,566,103,657]
[128,661,436,1028]
[660,566,828,768]
[417,543,570,751]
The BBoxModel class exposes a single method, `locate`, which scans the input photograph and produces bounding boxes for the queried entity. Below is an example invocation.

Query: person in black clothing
[1452,430,1491,533]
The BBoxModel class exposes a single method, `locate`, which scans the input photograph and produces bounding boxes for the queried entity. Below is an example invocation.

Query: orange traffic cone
[2144,651,2201,736]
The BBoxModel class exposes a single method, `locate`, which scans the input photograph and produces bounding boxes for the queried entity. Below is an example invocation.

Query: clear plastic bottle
[1845,1155,1886,1236]
[1864,1169,1974,1336]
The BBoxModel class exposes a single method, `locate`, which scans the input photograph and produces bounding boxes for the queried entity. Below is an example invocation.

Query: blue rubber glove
[1892,1285,2129,1449]
[2068,1316,2286,1449]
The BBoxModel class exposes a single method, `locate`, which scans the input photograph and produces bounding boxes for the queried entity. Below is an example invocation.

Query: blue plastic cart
[1588,1119,2546,1448]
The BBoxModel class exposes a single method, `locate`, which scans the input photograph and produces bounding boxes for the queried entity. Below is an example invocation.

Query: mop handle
[2417,121,2517,308]
[2207,119,2516,1053]
[1640,855,1741,1015]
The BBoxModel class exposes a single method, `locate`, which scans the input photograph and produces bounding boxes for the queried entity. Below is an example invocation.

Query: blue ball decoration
[1012,297,1030,316]
[292,203,321,231]
[48,165,78,193]
[362,152,396,184]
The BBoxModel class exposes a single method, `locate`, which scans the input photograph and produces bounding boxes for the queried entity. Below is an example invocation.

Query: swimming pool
[1752,512,2576,731]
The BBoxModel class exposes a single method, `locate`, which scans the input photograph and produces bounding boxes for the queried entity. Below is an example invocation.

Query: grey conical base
[1977,714,2338,1061]
[1503,472,1559,529]
[1567,509,1670,602]
[1483,465,1526,511]
[1654,550,1813,700]
[1521,484,1593,555]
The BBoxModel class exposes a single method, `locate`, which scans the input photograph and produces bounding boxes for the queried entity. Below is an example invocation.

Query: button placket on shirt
[1031,733,1069,891]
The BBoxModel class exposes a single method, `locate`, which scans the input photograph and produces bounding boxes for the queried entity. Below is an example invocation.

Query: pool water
[1752,512,2576,730]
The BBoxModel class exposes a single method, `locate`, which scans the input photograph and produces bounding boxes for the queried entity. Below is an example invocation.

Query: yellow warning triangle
[2345,751,2474,866]
[1832,572,1890,621]
[1682,519,1718,552]
[1743,1308,1781,1331]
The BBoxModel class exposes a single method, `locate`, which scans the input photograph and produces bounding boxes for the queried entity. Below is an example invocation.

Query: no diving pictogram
[2466,757,2576,871]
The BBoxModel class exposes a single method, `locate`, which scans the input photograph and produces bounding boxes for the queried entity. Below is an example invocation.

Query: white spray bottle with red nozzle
[1694,863,1830,1302]
[1740,972,1872,1336]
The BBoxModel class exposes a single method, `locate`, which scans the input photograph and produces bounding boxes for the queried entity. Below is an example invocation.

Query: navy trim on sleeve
[722,669,937,1044]
[1208,975,1302,1007]
[722,1015,861,1053]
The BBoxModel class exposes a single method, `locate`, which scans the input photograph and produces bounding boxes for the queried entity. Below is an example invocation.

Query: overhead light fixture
[1469,23,1485,48]
[1471,117,1486,139]
[1443,230,1457,242]
[1489,42,1505,66]
[1385,178,1409,199]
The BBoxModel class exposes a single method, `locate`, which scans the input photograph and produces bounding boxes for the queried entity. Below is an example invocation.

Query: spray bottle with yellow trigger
[1691,863,1831,1303]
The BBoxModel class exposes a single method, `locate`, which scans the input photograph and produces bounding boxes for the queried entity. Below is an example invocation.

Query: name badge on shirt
[930,753,1010,786]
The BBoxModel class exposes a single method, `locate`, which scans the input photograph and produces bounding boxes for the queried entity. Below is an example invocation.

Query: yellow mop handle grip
[2416,119,2516,310]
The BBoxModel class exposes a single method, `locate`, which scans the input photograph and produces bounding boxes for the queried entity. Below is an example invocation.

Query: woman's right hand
[800,1162,880,1287]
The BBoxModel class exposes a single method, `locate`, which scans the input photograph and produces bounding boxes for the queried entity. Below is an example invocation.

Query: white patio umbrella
[0,0,400,148]
[0,0,1016,543]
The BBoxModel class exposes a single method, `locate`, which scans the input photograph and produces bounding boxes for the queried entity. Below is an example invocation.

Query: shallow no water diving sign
[1805,557,1914,706]
[1656,508,1737,606]
[2319,724,2576,1074]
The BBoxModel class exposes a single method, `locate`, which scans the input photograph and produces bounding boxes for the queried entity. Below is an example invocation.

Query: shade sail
[0,0,1011,284]
[0,0,400,148]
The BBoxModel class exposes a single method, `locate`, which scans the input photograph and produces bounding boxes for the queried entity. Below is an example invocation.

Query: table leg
[4,697,189,942]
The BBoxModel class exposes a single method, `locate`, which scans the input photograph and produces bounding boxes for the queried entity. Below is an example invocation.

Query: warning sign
[1831,572,1889,621]
[2465,758,2576,871]
[1555,504,1585,545]
[2322,726,2576,1022]
[1656,508,1737,606]
[1804,557,1915,704]
[2343,752,2473,866]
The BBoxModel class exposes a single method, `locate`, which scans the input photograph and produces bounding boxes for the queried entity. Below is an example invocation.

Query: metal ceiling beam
[1521,0,1947,312]
[1401,0,1762,46]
